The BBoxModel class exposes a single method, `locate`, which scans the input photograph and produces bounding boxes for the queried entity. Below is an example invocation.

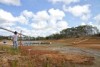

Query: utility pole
[0,27,26,36]
[19,30,22,46]
[0,27,28,46]
[0,27,14,33]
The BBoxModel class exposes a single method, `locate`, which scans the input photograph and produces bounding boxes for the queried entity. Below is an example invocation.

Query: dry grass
[1,37,99,67]
[20,46,94,66]
[47,37,100,50]
[0,45,95,67]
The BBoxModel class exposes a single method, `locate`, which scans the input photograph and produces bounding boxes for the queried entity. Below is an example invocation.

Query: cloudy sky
[0,0,100,37]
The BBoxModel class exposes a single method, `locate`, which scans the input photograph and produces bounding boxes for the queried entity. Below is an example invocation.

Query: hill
[46,25,99,40]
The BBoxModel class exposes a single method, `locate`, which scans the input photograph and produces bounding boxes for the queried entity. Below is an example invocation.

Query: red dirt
[46,37,100,50]
[19,46,94,65]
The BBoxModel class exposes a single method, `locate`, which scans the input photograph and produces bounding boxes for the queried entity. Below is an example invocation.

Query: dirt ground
[0,40,12,45]
[0,37,100,67]
[0,46,95,67]
[41,37,100,67]
[46,37,100,50]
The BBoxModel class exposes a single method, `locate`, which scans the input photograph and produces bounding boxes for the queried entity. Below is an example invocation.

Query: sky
[0,0,100,37]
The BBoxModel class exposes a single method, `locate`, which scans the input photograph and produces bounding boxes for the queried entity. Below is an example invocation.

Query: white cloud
[63,4,91,21]
[16,10,34,24]
[31,21,48,30]
[34,11,49,21]
[81,22,86,25]
[0,0,21,6]
[0,9,31,26]
[13,26,31,35]
[30,8,68,36]
[0,9,16,22]
[31,8,67,30]
[81,22,95,26]
[94,14,100,25]
[16,15,28,24]
[0,8,68,37]
[49,8,65,20]
[0,9,28,36]
[0,9,17,27]
[80,14,100,33]
[21,10,34,18]
[0,23,15,27]
[57,21,68,30]
[49,0,80,5]
[94,14,100,31]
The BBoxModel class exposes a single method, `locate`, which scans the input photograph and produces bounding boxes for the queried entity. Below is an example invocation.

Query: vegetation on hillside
[46,25,99,40]
[0,25,99,40]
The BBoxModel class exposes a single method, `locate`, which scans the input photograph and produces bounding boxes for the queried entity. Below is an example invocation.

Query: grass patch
[0,45,95,67]
[8,59,18,67]
[0,45,20,55]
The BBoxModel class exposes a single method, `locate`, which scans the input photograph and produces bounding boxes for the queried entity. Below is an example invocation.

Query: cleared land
[0,37,100,67]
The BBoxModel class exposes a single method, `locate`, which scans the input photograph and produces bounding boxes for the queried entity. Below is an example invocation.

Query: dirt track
[0,37,100,67]
[40,37,100,67]
[20,40,100,67]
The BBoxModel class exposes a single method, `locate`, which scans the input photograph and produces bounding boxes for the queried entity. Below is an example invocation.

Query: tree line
[45,25,100,40]
[0,25,100,40]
